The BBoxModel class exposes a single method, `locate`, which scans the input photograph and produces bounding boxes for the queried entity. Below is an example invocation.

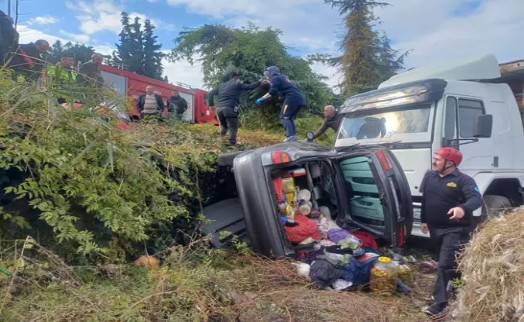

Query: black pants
[217,107,238,145]
[429,226,470,306]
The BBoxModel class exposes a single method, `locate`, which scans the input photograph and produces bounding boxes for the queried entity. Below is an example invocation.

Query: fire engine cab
[100,64,216,124]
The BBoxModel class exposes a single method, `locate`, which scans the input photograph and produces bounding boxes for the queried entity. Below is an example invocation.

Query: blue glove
[255,97,265,105]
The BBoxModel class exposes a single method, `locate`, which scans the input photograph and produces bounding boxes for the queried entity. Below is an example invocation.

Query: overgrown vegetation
[171,24,334,121]
[0,237,433,321]
[0,69,283,263]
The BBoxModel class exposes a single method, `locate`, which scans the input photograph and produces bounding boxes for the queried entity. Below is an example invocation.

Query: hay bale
[455,209,524,321]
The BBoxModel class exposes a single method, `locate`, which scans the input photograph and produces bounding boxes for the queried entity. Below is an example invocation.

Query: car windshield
[337,103,433,143]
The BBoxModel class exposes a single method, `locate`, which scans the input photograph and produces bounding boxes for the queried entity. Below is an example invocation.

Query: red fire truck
[99,64,217,124]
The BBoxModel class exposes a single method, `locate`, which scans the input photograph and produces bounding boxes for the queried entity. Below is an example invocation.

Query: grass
[0,237,436,322]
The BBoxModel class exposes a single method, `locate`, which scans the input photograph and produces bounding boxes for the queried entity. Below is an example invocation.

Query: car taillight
[375,150,392,171]
[272,151,291,164]
[398,225,405,246]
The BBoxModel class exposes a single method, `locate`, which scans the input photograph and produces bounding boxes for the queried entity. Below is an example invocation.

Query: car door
[331,147,413,246]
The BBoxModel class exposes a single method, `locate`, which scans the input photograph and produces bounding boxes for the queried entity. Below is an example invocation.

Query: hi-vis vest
[46,64,77,85]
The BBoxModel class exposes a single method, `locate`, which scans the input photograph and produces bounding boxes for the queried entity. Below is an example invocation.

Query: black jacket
[77,62,104,87]
[7,43,45,80]
[266,66,306,106]
[0,11,18,62]
[312,111,342,139]
[420,169,482,228]
[208,79,260,109]
[167,95,188,114]
[136,93,164,113]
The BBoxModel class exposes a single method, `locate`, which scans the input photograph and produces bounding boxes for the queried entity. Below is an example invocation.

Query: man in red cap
[420,147,482,317]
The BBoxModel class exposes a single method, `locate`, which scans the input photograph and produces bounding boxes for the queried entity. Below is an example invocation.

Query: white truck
[335,55,524,237]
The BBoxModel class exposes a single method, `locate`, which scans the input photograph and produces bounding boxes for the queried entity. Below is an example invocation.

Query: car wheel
[481,195,512,221]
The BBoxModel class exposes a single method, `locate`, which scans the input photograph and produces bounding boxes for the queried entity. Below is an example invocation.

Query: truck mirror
[306,131,314,142]
[473,114,493,138]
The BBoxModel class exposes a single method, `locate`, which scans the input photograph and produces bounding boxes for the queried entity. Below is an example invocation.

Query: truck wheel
[481,195,512,220]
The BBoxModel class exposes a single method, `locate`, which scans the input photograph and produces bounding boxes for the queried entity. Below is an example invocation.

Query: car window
[339,156,385,232]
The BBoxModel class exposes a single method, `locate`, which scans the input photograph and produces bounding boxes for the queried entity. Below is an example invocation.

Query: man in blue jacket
[208,74,260,146]
[420,147,482,317]
[256,66,306,142]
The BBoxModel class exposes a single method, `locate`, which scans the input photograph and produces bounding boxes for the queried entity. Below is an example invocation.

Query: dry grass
[0,237,438,322]
[206,255,434,322]
[454,208,524,322]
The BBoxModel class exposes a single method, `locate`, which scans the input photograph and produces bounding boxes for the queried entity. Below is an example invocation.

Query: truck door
[332,148,413,246]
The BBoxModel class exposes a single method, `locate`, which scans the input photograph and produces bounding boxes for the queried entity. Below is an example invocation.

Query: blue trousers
[280,103,304,137]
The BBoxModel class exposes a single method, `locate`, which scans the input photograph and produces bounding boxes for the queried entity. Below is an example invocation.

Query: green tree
[111,12,164,80]
[111,12,133,69]
[142,19,164,79]
[322,0,407,95]
[171,24,332,118]
[48,40,95,65]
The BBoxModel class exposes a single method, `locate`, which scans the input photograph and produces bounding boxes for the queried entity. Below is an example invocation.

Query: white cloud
[27,16,59,25]
[375,0,524,68]
[59,30,91,43]
[65,0,124,34]
[162,57,205,89]
[166,0,341,53]
[164,0,523,91]
[17,25,66,44]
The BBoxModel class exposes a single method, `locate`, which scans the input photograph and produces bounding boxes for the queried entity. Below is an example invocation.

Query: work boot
[422,303,449,318]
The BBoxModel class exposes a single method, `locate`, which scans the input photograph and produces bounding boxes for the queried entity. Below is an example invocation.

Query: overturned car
[202,142,413,258]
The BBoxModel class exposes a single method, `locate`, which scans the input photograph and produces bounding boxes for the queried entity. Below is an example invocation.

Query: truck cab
[203,142,412,257]
[334,55,524,236]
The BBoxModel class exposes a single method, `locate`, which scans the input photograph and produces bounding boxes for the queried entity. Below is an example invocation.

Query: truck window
[444,96,457,140]
[458,99,484,138]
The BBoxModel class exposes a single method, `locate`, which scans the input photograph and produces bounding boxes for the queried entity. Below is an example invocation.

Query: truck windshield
[337,103,433,143]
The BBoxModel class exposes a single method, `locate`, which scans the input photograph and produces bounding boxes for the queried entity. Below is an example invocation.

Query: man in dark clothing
[136,85,164,118]
[7,39,49,81]
[208,75,260,146]
[77,53,104,87]
[166,89,188,120]
[77,53,105,104]
[0,10,19,64]
[256,66,306,142]
[311,105,342,140]
[420,147,482,317]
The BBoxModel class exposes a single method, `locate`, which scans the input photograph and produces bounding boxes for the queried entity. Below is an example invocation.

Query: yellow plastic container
[370,256,397,296]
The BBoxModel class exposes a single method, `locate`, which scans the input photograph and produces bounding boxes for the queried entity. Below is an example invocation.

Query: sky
[4,0,523,90]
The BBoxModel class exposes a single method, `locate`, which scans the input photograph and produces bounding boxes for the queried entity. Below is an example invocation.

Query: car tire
[481,195,512,221]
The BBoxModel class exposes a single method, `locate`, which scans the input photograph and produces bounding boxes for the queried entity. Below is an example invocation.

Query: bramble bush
[0,71,221,262]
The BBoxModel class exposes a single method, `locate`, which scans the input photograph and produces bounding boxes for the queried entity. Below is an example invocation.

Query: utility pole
[7,0,11,16]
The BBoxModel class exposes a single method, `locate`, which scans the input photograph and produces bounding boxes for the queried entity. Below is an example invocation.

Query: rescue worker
[136,85,164,119]
[77,53,104,87]
[420,147,482,317]
[310,105,342,140]
[7,39,49,82]
[255,66,306,142]
[207,74,260,146]
[46,56,77,104]
[166,89,188,121]
[77,53,104,104]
